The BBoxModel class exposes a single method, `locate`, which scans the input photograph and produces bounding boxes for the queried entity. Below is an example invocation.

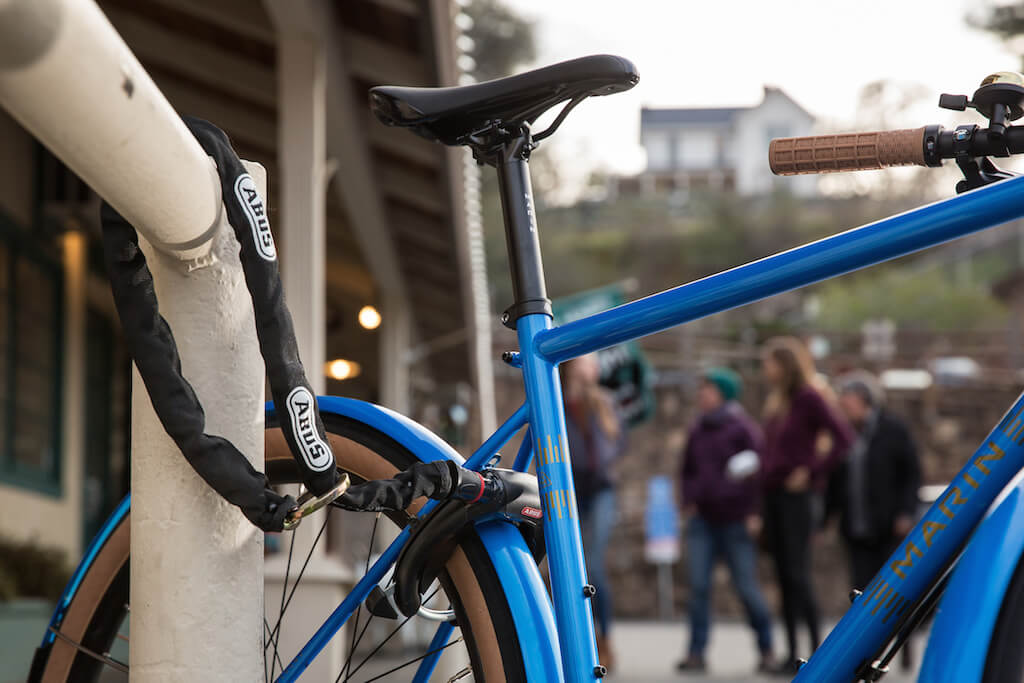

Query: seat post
[496,132,552,329]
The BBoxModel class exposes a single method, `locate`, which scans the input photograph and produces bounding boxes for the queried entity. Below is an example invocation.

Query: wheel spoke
[265,513,330,665]
[342,587,442,682]
[264,619,286,678]
[48,627,129,675]
[339,512,381,680]
[268,523,298,679]
[361,637,465,683]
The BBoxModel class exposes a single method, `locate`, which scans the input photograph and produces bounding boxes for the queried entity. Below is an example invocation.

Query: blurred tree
[815,266,1007,331]
[855,79,930,130]
[459,0,571,311]
[969,3,1024,70]
[462,0,537,81]
[819,79,938,199]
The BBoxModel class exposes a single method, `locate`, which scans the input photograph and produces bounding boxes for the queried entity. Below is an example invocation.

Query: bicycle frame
[523,172,1024,682]
[49,171,1024,681]
[264,171,1024,683]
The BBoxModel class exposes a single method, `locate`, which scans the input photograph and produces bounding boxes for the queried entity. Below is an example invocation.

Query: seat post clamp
[501,298,552,329]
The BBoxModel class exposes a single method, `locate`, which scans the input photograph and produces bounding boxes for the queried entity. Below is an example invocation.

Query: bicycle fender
[920,474,1024,682]
[296,396,564,683]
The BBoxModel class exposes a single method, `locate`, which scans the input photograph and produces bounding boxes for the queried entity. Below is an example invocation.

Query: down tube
[536,174,1024,363]
[518,313,601,683]
[796,392,1024,682]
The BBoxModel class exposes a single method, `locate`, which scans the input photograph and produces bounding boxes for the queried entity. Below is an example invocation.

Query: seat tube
[496,132,600,681]
[518,315,600,682]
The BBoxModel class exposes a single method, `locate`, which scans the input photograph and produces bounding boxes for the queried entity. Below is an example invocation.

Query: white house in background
[635,86,817,197]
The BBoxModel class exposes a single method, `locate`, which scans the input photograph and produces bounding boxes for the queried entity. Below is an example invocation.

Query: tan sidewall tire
[39,424,522,682]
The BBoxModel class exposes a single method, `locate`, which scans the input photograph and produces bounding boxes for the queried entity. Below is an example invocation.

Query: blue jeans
[686,515,773,656]
[580,487,616,636]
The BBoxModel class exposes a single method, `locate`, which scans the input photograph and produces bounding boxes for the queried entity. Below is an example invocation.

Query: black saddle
[369,54,638,146]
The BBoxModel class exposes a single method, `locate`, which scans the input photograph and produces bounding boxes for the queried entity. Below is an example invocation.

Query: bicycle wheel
[30,412,528,682]
[983,551,1024,682]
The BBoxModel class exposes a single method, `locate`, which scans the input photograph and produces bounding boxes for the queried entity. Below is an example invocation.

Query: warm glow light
[325,359,361,381]
[358,305,382,330]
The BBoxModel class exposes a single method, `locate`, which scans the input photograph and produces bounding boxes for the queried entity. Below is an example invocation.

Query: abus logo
[234,173,276,261]
[522,506,543,519]
[285,387,333,472]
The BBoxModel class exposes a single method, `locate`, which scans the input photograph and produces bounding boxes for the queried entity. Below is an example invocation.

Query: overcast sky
[510,0,1018,192]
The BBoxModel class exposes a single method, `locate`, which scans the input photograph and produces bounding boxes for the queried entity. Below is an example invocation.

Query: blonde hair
[762,336,819,418]
[562,356,621,440]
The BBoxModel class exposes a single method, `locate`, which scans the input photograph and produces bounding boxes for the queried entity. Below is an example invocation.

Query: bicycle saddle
[369,54,638,146]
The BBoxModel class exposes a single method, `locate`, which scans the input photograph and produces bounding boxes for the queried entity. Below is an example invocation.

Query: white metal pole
[0,0,266,679]
[128,163,266,681]
[0,0,221,260]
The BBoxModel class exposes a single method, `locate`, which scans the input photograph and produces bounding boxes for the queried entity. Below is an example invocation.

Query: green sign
[553,283,655,426]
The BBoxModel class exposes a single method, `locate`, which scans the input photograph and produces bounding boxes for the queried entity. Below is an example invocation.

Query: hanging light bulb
[325,359,361,381]
[358,305,381,330]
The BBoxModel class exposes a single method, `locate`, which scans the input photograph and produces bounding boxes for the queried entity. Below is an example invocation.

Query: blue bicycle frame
[271,171,1024,682]
[50,168,1024,681]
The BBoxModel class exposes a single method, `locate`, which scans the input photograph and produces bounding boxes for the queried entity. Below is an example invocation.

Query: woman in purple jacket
[760,337,853,674]
[678,367,775,674]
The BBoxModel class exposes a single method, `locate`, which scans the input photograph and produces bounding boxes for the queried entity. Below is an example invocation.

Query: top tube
[534,174,1024,364]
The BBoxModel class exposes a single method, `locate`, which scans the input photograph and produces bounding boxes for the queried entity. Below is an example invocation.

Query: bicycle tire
[30,412,528,682]
[982,550,1024,682]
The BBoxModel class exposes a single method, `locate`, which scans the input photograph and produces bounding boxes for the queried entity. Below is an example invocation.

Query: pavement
[0,610,923,682]
[605,620,922,683]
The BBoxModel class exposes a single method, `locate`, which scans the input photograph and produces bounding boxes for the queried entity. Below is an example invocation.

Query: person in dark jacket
[830,371,921,590]
[678,367,776,673]
[760,337,853,674]
[563,353,626,670]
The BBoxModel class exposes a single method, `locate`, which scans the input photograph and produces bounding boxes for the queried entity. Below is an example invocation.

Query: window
[0,223,62,494]
[644,132,673,171]
[678,130,717,169]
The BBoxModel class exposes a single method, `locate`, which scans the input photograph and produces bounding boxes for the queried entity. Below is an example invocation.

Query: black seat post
[496,131,552,329]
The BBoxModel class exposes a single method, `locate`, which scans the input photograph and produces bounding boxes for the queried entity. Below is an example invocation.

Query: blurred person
[760,337,854,674]
[677,367,776,674]
[830,372,921,590]
[562,354,626,670]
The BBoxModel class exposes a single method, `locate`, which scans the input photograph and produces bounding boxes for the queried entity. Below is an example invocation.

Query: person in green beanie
[704,366,742,402]
[677,367,776,674]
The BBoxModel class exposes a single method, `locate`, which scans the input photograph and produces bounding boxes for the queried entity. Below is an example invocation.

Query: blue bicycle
[28,57,1024,682]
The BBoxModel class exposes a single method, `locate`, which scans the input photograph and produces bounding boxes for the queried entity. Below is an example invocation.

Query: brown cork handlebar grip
[769,127,927,175]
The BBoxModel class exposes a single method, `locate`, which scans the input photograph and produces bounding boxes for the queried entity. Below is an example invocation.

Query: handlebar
[769,125,1024,176]
[769,128,926,175]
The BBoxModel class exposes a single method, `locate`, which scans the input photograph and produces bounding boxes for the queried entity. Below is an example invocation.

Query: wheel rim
[41,421,519,682]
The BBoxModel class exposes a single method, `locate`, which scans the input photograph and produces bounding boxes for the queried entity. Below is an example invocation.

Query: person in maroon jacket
[759,337,853,675]
[678,367,776,674]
